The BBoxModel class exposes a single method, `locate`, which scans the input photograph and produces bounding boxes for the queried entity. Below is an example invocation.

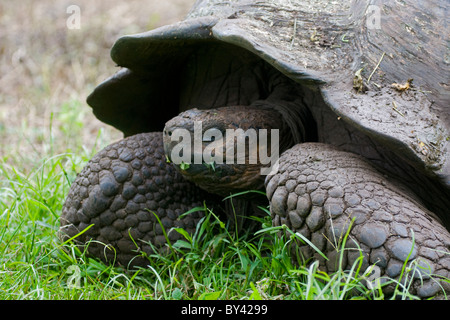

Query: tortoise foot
[60,132,210,268]
[266,142,450,298]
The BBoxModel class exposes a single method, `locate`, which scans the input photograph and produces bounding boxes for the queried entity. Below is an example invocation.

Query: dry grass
[0,0,195,167]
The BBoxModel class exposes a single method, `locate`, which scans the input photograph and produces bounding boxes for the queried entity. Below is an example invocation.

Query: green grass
[1,132,445,300]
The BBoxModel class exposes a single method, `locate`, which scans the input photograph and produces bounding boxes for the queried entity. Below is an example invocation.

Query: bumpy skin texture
[266,143,450,298]
[60,132,210,267]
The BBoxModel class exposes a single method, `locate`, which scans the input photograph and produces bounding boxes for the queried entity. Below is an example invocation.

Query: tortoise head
[163,106,293,196]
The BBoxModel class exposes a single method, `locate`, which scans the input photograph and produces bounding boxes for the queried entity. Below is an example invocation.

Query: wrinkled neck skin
[163,105,296,197]
[163,47,317,197]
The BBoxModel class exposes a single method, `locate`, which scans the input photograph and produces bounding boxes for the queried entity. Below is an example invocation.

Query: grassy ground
[0,1,446,300]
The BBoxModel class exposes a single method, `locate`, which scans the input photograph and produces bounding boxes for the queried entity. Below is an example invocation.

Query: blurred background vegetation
[0,0,196,168]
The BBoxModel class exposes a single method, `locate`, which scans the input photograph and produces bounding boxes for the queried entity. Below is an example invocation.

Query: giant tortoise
[60,0,450,298]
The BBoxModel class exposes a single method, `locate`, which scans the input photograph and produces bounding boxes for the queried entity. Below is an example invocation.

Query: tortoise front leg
[266,142,450,298]
[60,132,211,268]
